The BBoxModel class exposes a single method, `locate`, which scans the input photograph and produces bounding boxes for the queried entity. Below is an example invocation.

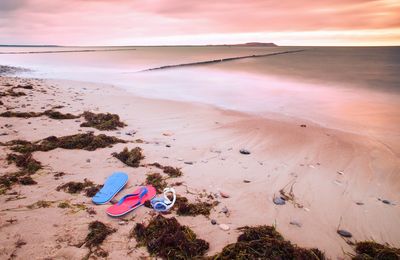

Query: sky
[0,0,399,46]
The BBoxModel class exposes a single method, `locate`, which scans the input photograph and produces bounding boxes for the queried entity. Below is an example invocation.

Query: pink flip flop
[106,185,156,217]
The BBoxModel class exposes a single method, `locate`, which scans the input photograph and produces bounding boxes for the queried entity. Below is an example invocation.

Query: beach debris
[211,219,217,225]
[18,176,37,185]
[125,130,137,136]
[273,196,286,205]
[27,200,54,209]
[289,220,302,228]
[221,206,229,214]
[145,173,167,192]
[239,149,251,155]
[212,225,325,259]
[133,214,209,259]
[162,131,173,136]
[220,191,230,198]
[112,147,144,167]
[219,224,230,231]
[6,152,42,173]
[80,111,126,130]
[5,133,126,153]
[300,124,307,128]
[278,181,303,208]
[84,221,116,248]
[58,201,71,209]
[353,241,400,259]
[337,229,352,238]
[173,195,216,216]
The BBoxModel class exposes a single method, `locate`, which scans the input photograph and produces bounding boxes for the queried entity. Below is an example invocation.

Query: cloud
[0,0,399,45]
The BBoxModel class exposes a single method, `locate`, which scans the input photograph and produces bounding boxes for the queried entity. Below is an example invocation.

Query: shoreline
[0,73,399,258]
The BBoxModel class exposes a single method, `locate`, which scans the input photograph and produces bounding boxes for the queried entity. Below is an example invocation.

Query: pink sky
[1,0,399,46]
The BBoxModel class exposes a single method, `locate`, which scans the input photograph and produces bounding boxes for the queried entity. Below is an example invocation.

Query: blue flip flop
[92,172,128,204]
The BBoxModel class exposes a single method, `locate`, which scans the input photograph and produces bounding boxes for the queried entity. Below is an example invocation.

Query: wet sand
[0,75,399,259]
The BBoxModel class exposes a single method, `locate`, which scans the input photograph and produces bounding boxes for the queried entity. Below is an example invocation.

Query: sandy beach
[0,72,399,259]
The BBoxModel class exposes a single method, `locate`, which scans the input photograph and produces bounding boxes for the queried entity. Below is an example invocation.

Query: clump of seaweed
[27,200,54,209]
[7,133,126,154]
[18,176,37,185]
[212,226,325,259]
[353,241,400,259]
[6,153,42,173]
[0,110,79,120]
[145,173,167,192]
[133,214,209,259]
[112,147,144,167]
[174,195,215,216]
[84,221,116,248]
[0,89,26,97]
[148,162,183,178]
[58,201,71,208]
[162,166,183,178]
[80,111,126,130]
[56,178,101,197]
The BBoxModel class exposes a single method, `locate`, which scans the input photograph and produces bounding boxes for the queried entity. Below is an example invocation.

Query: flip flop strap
[117,187,147,206]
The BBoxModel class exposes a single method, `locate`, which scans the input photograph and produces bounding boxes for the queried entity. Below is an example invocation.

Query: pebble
[86,159,91,163]
[337,229,352,238]
[300,124,307,127]
[337,171,344,175]
[166,144,171,148]
[184,161,194,165]
[219,224,230,231]
[220,191,230,198]
[273,196,286,205]
[211,219,217,225]
[355,201,364,205]
[239,149,251,155]
[221,206,229,214]
[243,180,251,183]
[290,221,302,227]
[125,130,137,136]
[382,200,391,205]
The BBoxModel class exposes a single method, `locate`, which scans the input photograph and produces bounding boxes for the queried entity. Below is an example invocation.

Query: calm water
[1,46,400,145]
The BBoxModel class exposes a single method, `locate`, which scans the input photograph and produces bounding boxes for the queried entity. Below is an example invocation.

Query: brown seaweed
[133,214,209,259]
[353,241,400,259]
[173,195,215,216]
[112,147,144,167]
[80,111,126,130]
[56,178,101,197]
[145,173,167,192]
[84,221,116,248]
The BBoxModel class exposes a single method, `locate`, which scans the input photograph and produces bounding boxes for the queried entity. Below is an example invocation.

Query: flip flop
[92,172,128,205]
[151,187,176,212]
[106,185,156,217]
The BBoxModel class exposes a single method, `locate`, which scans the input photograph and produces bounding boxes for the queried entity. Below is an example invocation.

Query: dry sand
[0,75,399,259]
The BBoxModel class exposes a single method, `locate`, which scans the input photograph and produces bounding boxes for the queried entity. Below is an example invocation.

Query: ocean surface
[1,46,400,146]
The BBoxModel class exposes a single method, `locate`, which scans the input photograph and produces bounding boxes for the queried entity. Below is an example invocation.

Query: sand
[0,75,399,259]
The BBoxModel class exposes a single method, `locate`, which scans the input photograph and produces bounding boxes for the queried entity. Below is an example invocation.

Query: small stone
[243,180,251,183]
[184,161,194,165]
[239,149,251,155]
[118,221,127,225]
[221,206,229,214]
[211,219,217,225]
[166,144,171,148]
[219,224,230,231]
[355,201,364,205]
[382,200,391,205]
[290,221,302,227]
[125,130,137,136]
[300,124,307,128]
[273,196,286,205]
[220,191,230,198]
[337,171,344,175]
[337,229,352,238]
[86,159,91,163]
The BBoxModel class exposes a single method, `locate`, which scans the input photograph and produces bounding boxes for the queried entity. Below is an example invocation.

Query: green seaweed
[212,226,325,259]
[133,214,209,259]
[112,147,144,167]
[80,111,126,130]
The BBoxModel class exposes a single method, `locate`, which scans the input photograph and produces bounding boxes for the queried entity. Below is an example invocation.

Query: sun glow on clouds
[0,0,399,46]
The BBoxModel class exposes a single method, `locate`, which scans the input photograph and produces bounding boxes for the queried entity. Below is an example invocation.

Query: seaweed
[84,221,116,248]
[6,153,42,173]
[56,178,101,197]
[27,200,53,209]
[148,162,183,177]
[212,226,325,259]
[133,214,209,259]
[353,241,400,259]
[8,133,126,154]
[174,195,215,216]
[18,176,37,185]
[0,110,79,120]
[112,147,144,167]
[58,201,71,208]
[80,111,126,130]
[145,173,167,192]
